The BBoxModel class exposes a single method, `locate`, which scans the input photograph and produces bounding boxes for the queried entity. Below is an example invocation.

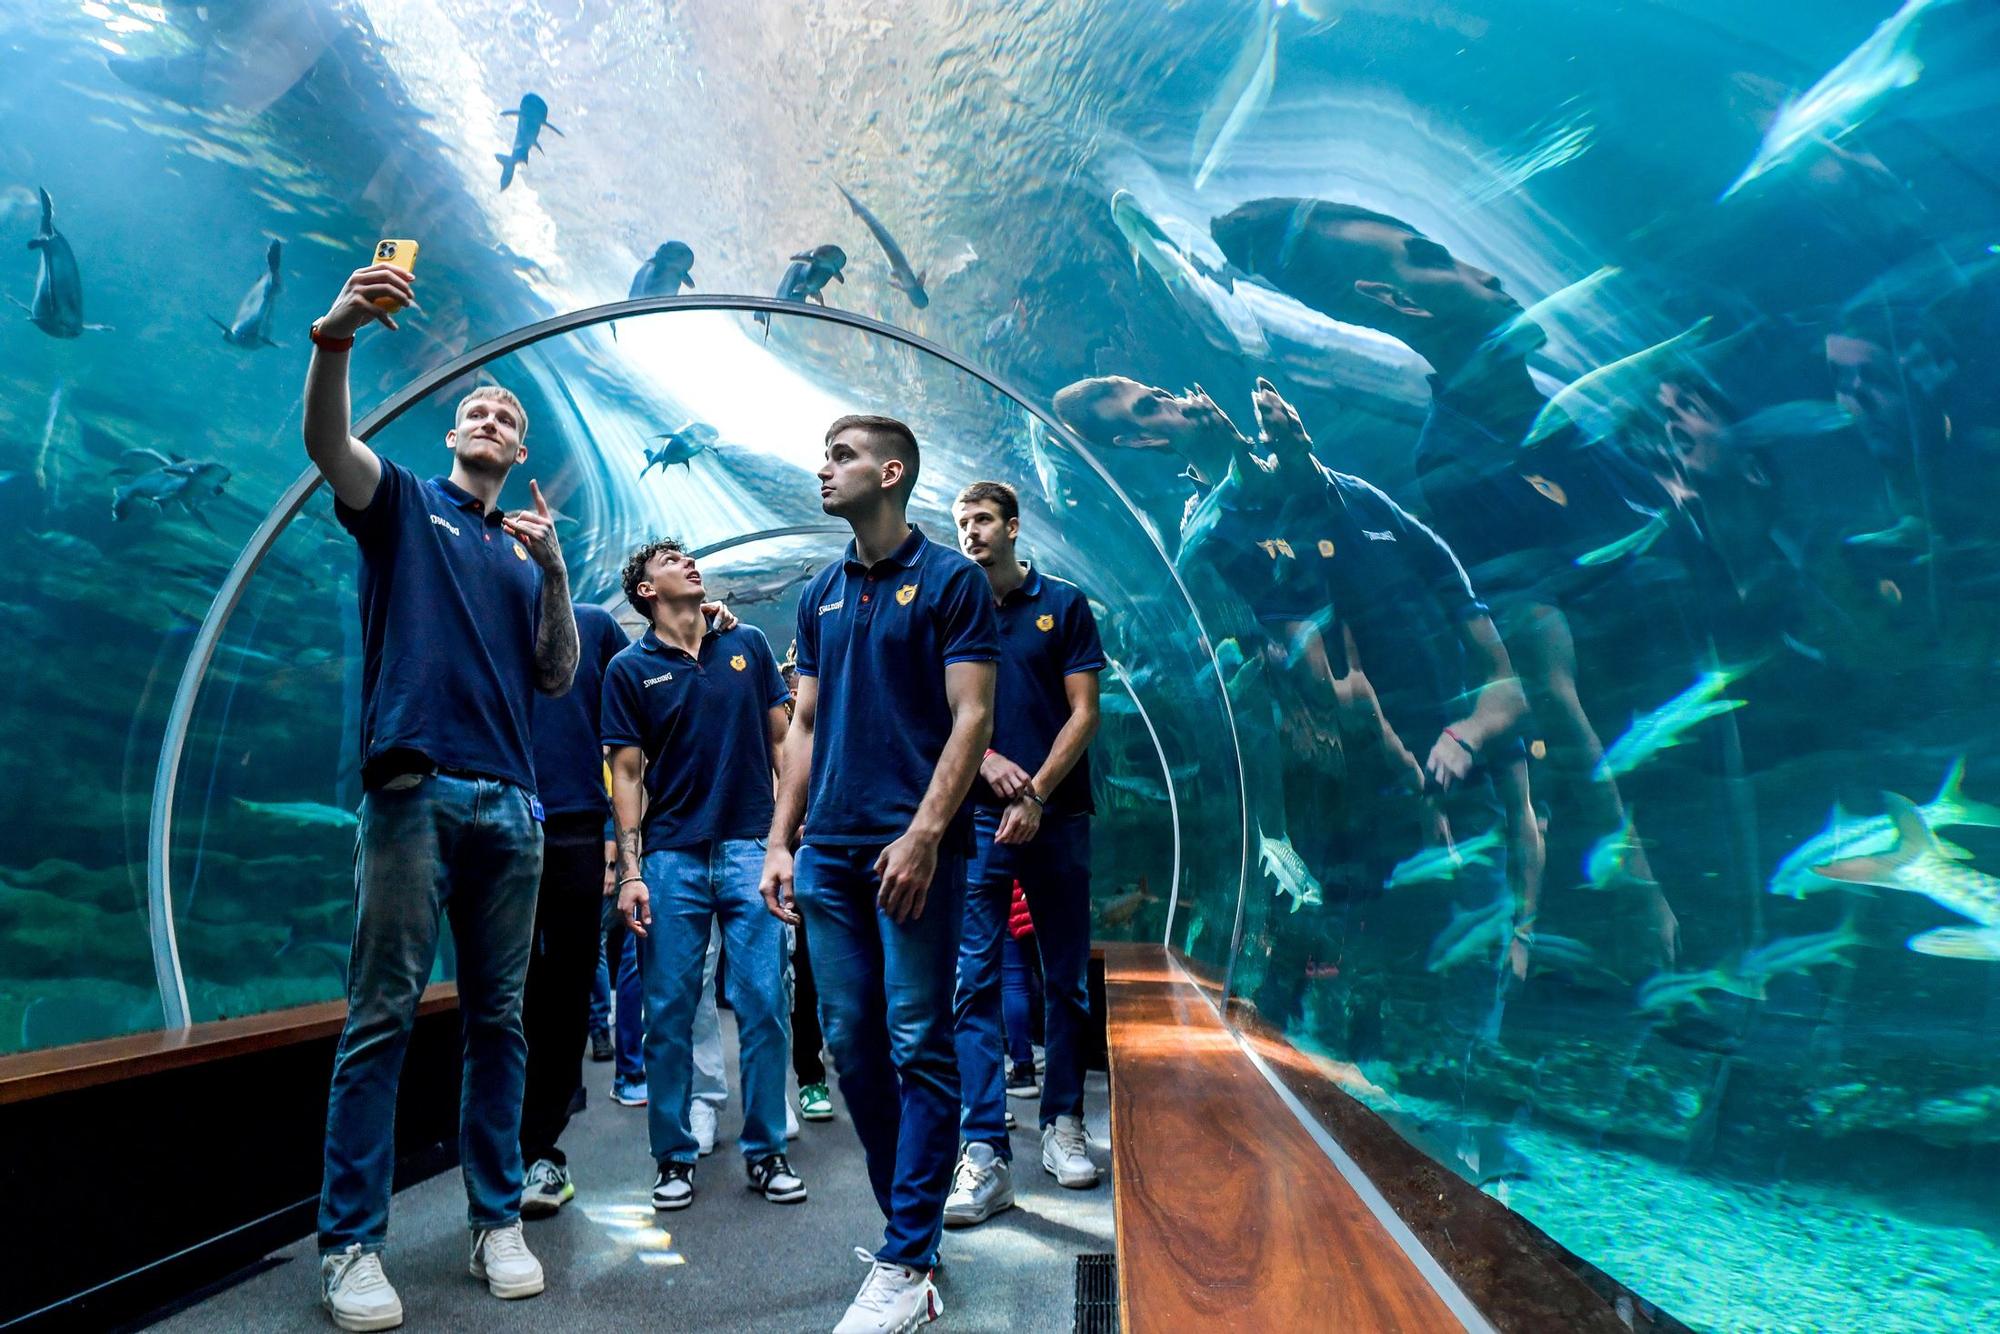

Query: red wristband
[309,319,355,352]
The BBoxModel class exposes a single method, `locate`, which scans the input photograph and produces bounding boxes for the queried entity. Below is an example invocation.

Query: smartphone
[371,238,419,310]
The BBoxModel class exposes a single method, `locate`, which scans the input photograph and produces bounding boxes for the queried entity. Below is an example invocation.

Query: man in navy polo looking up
[303,262,578,1331]
[602,538,804,1214]
[760,414,998,1334]
[942,481,1105,1232]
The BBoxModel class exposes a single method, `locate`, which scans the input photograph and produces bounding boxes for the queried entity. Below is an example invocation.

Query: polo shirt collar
[431,474,503,521]
[998,564,1044,605]
[638,622,718,658]
[843,524,929,573]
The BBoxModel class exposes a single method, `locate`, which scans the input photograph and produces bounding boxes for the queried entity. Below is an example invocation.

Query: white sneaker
[468,1221,545,1299]
[833,1246,942,1333]
[941,1142,1014,1227]
[787,1099,801,1140]
[1041,1114,1099,1188]
[320,1245,403,1332]
[520,1158,573,1218]
[691,1098,718,1156]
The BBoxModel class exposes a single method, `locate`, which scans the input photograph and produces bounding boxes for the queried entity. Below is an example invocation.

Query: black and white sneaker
[1005,1063,1040,1099]
[652,1160,695,1211]
[521,1158,573,1218]
[589,1028,613,1063]
[746,1152,807,1204]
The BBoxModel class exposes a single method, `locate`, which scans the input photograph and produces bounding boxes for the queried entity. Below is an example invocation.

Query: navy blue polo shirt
[793,526,1000,846]
[335,459,543,793]
[531,603,630,819]
[599,623,789,849]
[973,567,1105,816]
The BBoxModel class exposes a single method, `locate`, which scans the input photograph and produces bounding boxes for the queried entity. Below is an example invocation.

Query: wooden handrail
[1102,942,1464,1332]
[0,984,458,1106]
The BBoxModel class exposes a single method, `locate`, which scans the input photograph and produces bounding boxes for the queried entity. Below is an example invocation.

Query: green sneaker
[798,1082,834,1122]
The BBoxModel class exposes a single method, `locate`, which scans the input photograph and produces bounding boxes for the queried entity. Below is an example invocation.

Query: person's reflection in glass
[1213,198,1684,972]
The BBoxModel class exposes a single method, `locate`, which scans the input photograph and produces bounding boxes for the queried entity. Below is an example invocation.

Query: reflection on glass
[5,0,2000,1327]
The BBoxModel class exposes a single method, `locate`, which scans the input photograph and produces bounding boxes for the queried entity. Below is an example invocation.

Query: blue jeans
[690,920,729,1113]
[319,775,543,1252]
[639,840,787,1164]
[589,927,612,1035]
[601,898,647,1085]
[1001,933,1044,1068]
[795,840,965,1269]
[955,809,1092,1153]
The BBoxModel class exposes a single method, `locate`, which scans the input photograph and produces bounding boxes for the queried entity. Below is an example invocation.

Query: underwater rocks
[1807,1079,2000,1146]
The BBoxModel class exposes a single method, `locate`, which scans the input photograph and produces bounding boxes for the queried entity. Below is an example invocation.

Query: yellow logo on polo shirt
[1522,474,1568,507]
[513,541,529,560]
[1317,539,1335,558]
[1255,538,1296,560]
[896,583,917,606]
[1036,613,1055,632]
[730,654,747,671]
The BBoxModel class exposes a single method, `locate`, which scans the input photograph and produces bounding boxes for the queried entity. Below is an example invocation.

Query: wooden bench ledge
[1101,942,1466,1332]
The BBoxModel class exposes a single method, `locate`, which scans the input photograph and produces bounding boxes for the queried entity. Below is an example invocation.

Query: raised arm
[874,659,996,923]
[501,480,578,697]
[303,264,415,510]
[760,676,817,925]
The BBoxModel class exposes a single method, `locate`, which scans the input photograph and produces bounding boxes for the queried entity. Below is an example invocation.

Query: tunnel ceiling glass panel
[5,0,2000,1329]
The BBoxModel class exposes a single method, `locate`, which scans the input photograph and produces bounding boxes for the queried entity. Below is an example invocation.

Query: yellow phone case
[371,239,418,309]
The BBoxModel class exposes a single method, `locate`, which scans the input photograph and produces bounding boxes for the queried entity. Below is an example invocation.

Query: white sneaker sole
[323,1298,403,1332]
[941,1189,1015,1227]
[468,1262,545,1300]
[1042,1153,1100,1189]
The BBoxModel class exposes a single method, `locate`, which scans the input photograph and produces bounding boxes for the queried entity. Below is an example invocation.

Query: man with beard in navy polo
[304,262,578,1330]
[941,480,1105,1230]
[760,415,998,1334]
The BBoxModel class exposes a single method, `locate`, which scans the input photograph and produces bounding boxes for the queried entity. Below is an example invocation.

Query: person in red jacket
[998,881,1045,1099]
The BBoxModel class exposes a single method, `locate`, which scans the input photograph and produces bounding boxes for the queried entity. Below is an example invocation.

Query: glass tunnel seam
[144,292,1252,1033]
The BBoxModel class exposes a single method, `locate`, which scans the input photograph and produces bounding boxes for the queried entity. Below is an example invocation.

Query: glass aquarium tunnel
[5,0,2000,1329]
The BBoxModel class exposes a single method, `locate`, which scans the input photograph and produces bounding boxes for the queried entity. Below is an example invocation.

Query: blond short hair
[456,385,528,439]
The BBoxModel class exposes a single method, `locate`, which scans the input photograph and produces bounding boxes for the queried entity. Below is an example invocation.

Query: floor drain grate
[1073,1252,1118,1333]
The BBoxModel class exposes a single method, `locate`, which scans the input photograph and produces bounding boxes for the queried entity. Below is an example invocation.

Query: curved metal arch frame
[146,293,1253,1030]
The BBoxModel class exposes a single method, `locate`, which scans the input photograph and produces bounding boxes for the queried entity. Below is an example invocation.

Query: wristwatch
[309,318,355,352]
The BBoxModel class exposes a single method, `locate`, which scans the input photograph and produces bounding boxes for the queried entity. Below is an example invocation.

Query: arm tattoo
[534,572,580,697]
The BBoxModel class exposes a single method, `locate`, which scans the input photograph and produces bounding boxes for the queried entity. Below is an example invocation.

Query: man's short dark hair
[954,480,1019,524]
[1051,378,1127,450]
[827,413,920,495]
[621,537,686,616]
[1211,197,1415,323]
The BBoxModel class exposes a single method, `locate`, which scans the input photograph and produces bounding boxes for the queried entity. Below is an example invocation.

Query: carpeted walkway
[149,1019,1114,1333]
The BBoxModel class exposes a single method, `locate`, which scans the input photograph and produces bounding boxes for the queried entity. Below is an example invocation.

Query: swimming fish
[33,380,65,506]
[1191,3,1278,190]
[1735,914,1866,985]
[1109,191,1268,358]
[1096,883,1161,928]
[835,183,927,309]
[496,93,563,191]
[641,422,718,476]
[1482,265,1622,354]
[1525,318,1713,447]
[1575,507,1669,567]
[1383,827,1504,891]
[233,798,359,830]
[1814,793,2000,960]
[1581,813,1655,891]
[1722,0,1960,200]
[1769,758,1999,899]
[755,244,847,337]
[112,454,232,525]
[1425,892,1514,973]
[1595,667,1748,781]
[1525,933,1625,989]
[630,241,695,298]
[211,238,282,349]
[1258,828,1324,912]
[1465,97,1595,207]
[1104,773,1171,804]
[1719,400,1853,450]
[1026,416,1076,512]
[713,559,819,607]
[1452,1112,1534,1187]
[13,187,109,338]
[1635,967,1765,1015]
